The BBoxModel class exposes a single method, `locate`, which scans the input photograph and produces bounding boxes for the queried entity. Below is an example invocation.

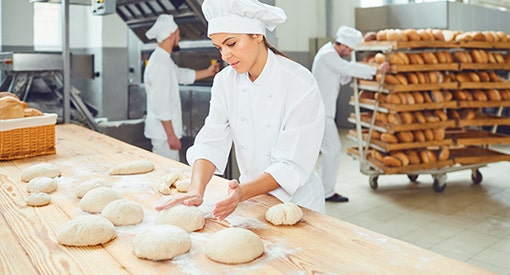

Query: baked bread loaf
[0,96,25,119]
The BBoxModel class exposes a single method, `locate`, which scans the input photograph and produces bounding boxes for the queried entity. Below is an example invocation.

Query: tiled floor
[322,128,510,275]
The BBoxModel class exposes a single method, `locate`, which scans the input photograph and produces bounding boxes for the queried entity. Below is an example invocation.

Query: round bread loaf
[383,156,401,167]
[0,96,24,119]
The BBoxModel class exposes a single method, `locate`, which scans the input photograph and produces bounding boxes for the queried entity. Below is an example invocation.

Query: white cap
[202,0,287,37]
[335,25,363,49]
[145,14,178,43]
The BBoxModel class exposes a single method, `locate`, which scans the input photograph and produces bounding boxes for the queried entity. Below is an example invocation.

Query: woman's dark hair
[263,37,289,58]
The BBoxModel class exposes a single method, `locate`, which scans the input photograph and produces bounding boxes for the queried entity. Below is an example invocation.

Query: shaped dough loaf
[57,215,116,246]
[205,228,264,264]
[109,160,154,175]
[21,163,61,182]
[133,224,191,261]
[265,201,303,226]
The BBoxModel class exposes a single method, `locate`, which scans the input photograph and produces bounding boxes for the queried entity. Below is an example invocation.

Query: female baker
[156,0,326,220]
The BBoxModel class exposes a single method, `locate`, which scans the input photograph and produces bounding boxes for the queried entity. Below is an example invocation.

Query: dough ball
[26,192,51,206]
[79,187,122,214]
[21,163,61,182]
[265,202,303,226]
[76,178,110,198]
[160,172,182,187]
[109,160,154,175]
[26,176,58,194]
[175,177,190,192]
[57,215,116,246]
[155,205,204,232]
[205,228,264,264]
[101,199,144,226]
[157,182,171,195]
[133,224,191,261]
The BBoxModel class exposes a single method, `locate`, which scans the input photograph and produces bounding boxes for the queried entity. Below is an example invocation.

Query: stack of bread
[0,92,44,120]
[354,29,510,169]
[364,28,509,43]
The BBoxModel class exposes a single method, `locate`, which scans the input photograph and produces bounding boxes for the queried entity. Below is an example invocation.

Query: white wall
[1,0,33,48]
[275,0,360,53]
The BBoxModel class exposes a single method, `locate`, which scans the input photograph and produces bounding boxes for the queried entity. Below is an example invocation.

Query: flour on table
[133,224,191,261]
[57,215,116,246]
[109,160,154,175]
[26,176,58,194]
[79,187,122,214]
[101,199,144,226]
[155,204,205,232]
[26,192,51,206]
[76,178,110,198]
[21,163,61,182]
[205,227,264,264]
[265,201,303,226]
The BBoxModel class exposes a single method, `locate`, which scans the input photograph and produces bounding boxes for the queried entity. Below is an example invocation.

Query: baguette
[383,156,402,167]
[406,150,421,165]
[381,133,399,144]
[396,131,414,143]
[391,151,410,166]
[437,147,450,161]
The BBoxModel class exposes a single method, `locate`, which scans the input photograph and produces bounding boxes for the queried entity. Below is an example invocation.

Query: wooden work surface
[0,124,492,274]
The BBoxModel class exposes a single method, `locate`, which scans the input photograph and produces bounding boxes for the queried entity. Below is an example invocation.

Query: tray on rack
[458,82,510,90]
[457,100,510,108]
[390,63,459,73]
[457,114,510,127]
[348,147,454,175]
[350,112,456,133]
[446,129,510,146]
[449,146,510,165]
[456,41,510,49]
[348,129,452,152]
[357,41,457,50]
[352,97,458,112]
[358,80,458,92]
[458,63,510,71]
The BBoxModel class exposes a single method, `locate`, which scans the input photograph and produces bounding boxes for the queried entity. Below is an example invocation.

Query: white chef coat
[143,47,196,140]
[311,42,376,118]
[187,50,326,213]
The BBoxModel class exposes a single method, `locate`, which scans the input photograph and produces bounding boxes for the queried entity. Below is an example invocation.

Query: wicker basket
[0,114,57,161]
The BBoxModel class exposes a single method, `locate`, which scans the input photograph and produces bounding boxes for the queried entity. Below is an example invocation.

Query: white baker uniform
[143,47,196,161]
[187,50,326,213]
[311,42,376,197]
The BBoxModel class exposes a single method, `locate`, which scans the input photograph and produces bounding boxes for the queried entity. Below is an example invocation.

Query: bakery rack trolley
[348,39,510,192]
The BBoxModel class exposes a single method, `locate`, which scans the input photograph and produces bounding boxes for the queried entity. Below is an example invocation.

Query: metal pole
[61,0,70,123]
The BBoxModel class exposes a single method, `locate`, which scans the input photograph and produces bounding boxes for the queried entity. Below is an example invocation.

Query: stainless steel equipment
[0,52,101,132]
[116,0,207,43]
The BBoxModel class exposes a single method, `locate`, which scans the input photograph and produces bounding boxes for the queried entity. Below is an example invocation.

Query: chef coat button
[266,124,271,128]
[268,94,273,98]
[266,152,270,156]
[242,89,247,92]
[240,117,246,122]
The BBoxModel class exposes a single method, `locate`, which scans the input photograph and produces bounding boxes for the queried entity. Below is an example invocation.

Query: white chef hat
[145,14,178,43]
[335,25,363,49]
[201,0,287,37]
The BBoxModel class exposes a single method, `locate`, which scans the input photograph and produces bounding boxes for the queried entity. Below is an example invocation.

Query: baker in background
[156,0,326,220]
[312,25,390,203]
[144,14,220,161]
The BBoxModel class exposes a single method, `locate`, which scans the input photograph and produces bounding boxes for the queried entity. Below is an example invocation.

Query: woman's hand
[155,193,204,211]
[211,179,243,221]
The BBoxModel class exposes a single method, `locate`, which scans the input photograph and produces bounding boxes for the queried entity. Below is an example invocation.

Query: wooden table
[0,124,492,274]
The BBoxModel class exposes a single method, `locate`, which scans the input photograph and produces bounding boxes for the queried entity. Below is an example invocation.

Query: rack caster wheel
[369,175,379,190]
[471,169,482,185]
[407,174,418,182]
[432,174,447,193]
